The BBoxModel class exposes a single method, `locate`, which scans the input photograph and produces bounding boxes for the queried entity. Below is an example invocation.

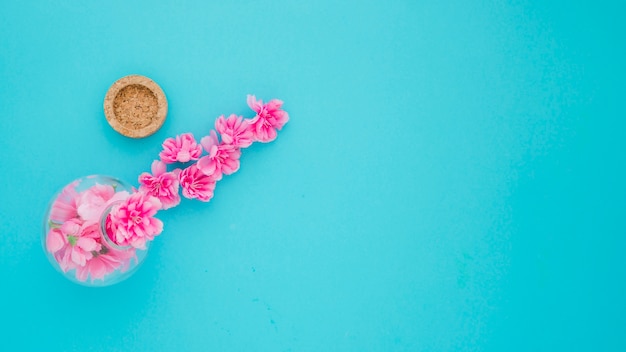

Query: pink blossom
[75,246,136,282]
[49,180,80,223]
[74,222,116,282]
[46,219,100,271]
[215,114,254,148]
[46,227,75,272]
[75,253,120,282]
[159,133,203,163]
[76,183,116,222]
[108,192,163,250]
[179,164,217,202]
[46,228,66,253]
[138,160,181,210]
[79,221,106,244]
[197,131,241,180]
[247,95,289,142]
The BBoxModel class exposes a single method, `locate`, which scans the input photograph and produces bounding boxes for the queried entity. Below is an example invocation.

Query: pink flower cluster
[139,95,289,203]
[46,183,137,282]
[45,96,288,283]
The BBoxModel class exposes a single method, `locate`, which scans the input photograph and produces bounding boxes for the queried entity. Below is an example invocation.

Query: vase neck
[99,201,132,251]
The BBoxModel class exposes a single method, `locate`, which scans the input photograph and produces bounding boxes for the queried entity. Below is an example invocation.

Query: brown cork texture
[104,75,168,138]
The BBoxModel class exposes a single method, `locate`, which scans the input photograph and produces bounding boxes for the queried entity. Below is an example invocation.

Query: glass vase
[42,175,149,287]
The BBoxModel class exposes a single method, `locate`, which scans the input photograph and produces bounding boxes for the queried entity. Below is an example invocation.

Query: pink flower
[49,180,80,223]
[46,228,75,272]
[197,131,241,180]
[46,228,66,253]
[138,160,181,210]
[46,219,100,270]
[75,246,136,282]
[215,114,254,148]
[159,133,203,163]
[75,253,120,282]
[247,95,289,142]
[179,164,217,202]
[108,192,163,250]
[76,183,116,222]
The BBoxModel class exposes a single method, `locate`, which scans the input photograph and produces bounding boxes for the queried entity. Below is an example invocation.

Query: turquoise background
[1,0,625,350]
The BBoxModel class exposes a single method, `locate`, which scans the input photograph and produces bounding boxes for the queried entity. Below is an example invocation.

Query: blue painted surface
[1,1,625,350]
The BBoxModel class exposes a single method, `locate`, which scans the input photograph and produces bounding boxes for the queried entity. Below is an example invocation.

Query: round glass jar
[42,175,149,287]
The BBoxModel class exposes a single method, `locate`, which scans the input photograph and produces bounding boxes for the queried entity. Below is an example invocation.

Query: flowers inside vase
[42,95,289,286]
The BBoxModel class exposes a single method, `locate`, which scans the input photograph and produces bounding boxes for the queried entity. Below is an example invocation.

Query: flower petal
[151,160,167,176]
[46,229,65,253]
[77,237,98,252]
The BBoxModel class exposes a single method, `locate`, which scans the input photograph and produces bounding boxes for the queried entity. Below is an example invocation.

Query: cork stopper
[104,75,167,138]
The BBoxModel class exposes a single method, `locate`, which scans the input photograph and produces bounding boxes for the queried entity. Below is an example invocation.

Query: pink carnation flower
[159,133,203,164]
[215,114,254,148]
[72,221,131,282]
[46,219,101,270]
[179,164,217,202]
[75,244,136,282]
[197,131,241,181]
[46,228,75,272]
[49,180,80,223]
[76,183,116,222]
[76,252,123,282]
[76,247,135,281]
[108,192,163,250]
[247,95,289,142]
[138,160,181,210]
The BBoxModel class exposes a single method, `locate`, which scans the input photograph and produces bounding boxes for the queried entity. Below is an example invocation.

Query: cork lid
[104,75,168,138]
